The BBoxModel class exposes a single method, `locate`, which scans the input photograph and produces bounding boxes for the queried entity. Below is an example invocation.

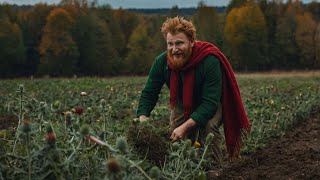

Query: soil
[0,115,18,130]
[214,114,320,180]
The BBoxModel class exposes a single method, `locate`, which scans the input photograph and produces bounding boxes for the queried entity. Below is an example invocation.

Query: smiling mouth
[173,53,182,56]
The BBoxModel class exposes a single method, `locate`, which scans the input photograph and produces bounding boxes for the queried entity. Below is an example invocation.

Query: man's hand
[133,115,149,123]
[170,118,196,142]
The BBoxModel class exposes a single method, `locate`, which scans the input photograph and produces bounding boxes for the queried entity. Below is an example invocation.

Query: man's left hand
[170,125,187,142]
[170,118,197,142]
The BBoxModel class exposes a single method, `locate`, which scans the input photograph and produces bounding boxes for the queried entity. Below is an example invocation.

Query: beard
[168,47,192,70]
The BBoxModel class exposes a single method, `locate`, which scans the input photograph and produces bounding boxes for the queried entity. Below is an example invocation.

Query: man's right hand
[133,115,149,123]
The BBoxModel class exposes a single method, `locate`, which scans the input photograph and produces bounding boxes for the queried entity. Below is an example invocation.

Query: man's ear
[191,40,195,48]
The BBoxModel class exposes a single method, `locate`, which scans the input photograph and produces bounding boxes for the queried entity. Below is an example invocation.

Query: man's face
[167,32,194,70]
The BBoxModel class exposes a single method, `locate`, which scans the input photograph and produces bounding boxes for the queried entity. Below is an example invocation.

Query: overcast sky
[1,0,318,8]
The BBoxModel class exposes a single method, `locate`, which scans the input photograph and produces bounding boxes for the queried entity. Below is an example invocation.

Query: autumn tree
[306,1,320,21]
[193,2,223,47]
[38,8,79,76]
[0,12,25,77]
[60,0,97,7]
[224,0,268,71]
[257,0,283,70]
[96,5,125,59]
[315,23,320,68]
[18,3,53,76]
[275,0,304,69]
[124,19,153,75]
[73,12,118,75]
[144,14,166,56]
[295,12,317,69]
[226,0,247,13]
[113,9,140,56]
[169,5,180,17]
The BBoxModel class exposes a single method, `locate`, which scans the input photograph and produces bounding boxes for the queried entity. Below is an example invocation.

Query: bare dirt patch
[0,115,18,130]
[215,113,320,180]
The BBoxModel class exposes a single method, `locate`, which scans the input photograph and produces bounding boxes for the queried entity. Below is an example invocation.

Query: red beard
[168,48,192,70]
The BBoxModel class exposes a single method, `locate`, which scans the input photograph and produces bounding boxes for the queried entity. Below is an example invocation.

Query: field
[0,73,319,179]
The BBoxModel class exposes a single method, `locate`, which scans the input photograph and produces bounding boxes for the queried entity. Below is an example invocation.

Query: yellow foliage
[295,12,317,66]
[39,7,76,56]
[224,2,266,47]
[316,24,320,64]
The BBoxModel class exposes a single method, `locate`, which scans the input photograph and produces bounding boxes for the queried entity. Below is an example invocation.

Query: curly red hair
[161,16,196,41]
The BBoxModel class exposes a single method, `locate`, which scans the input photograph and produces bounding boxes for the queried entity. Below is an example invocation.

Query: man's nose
[172,46,178,53]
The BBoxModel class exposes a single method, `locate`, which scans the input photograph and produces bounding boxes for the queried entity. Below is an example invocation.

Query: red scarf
[168,41,250,158]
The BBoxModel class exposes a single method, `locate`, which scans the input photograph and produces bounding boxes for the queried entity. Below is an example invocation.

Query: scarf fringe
[227,127,250,159]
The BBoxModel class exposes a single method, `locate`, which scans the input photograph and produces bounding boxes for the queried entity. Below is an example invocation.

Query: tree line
[0,0,319,78]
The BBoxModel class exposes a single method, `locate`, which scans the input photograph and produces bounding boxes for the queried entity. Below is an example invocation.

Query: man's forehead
[166,32,188,41]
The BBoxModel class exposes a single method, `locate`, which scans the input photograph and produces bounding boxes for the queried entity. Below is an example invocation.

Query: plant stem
[192,145,209,174]
[13,89,24,153]
[127,159,152,180]
[103,108,107,141]
[63,139,83,166]
[174,164,187,180]
[26,133,31,180]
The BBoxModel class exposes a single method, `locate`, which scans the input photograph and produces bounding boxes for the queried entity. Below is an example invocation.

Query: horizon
[1,0,318,9]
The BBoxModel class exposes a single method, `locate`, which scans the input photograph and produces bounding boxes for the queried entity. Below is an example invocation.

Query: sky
[0,0,318,8]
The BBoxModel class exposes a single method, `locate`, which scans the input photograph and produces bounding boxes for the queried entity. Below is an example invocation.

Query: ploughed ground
[213,113,320,180]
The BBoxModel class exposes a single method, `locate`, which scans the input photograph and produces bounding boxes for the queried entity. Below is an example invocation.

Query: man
[136,16,250,174]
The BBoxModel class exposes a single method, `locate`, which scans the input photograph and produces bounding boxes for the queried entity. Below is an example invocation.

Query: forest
[0,0,319,78]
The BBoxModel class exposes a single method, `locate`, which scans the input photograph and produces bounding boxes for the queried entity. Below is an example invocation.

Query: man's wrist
[181,118,197,131]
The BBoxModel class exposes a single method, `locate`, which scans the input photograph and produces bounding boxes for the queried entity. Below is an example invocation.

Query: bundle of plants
[127,119,170,167]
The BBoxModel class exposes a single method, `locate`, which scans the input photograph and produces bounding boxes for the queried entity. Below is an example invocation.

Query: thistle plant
[12,84,26,153]
[2,79,319,179]
[37,101,47,132]
[160,133,215,180]
[20,119,32,180]
[100,99,112,141]
[105,136,154,180]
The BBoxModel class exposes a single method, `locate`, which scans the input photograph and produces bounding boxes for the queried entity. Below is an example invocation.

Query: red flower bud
[107,159,121,174]
[46,132,56,143]
[72,106,85,115]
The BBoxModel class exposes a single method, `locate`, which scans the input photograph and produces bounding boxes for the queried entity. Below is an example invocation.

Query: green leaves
[0,76,319,179]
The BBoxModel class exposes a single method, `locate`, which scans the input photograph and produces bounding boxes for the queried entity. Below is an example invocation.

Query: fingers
[133,118,139,122]
[170,132,183,142]
[139,116,148,122]
[132,116,149,123]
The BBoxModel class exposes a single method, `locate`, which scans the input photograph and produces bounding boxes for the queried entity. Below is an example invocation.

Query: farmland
[0,74,319,179]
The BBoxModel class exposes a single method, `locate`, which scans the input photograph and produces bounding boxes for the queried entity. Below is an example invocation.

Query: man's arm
[136,54,166,120]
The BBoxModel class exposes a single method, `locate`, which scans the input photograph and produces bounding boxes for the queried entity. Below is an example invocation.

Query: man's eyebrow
[174,40,184,43]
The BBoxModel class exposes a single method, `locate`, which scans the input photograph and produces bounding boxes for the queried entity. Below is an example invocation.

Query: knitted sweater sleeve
[190,56,222,127]
[136,54,165,117]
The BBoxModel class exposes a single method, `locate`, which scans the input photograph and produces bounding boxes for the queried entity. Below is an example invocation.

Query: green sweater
[137,51,222,127]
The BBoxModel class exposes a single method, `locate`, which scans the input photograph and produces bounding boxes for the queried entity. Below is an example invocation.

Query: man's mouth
[173,53,182,56]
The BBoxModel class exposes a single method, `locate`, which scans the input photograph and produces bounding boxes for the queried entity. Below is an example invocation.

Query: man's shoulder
[154,51,168,65]
[156,51,167,61]
[200,55,220,67]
